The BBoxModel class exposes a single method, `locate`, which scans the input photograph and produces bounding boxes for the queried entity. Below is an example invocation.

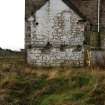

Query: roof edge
[62,0,86,20]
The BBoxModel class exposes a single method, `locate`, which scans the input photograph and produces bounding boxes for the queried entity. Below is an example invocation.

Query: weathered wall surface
[70,0,105,30]
[25,21,31,48]
[100,32,105,49]
[100,0,105,30]
[25,0,105,30]
[26,0,85,67]
[89,51,105,67]
[85,32,105,49]
[70,0,98,26]
[27,48,84,67]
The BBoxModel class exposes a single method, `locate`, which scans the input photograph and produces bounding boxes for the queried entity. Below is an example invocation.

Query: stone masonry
[26,0,85,67]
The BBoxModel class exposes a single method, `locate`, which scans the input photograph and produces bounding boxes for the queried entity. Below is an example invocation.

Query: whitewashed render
[26,0,85,67]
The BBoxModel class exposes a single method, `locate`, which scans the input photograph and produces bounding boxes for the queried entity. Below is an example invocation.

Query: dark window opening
[73,45,82,52]
[60,44,66,52]
[77,45,82,51]
[36,22,39,25]
[83,40,87,45]
[41,42,52,54]
[27,45,32,49]
[45,42,52,49]
[28,34,31,37]
[27,26,31,31]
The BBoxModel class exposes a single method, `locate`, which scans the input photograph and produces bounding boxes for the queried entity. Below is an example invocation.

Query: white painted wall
[27,0,85,67]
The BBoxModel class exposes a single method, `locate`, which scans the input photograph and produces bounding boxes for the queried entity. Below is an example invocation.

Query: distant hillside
[0,47,24,57]
[25,0,48,19]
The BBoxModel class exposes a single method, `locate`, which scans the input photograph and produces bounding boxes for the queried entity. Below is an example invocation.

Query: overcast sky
[0,0,25,51]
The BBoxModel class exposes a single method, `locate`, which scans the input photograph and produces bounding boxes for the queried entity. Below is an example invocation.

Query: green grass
[0,58,105,105]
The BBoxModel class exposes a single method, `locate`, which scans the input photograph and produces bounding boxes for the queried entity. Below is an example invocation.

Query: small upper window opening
[36,22,39,25]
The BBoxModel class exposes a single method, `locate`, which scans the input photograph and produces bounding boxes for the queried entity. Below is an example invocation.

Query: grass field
[0,56,105,105]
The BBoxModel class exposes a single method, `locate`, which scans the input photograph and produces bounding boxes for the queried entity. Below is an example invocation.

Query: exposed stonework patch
[27,48,84,67]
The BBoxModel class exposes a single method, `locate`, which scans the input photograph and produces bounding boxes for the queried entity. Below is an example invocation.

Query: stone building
[68,0,105,49]
[70,0,105,30]
[25,0,105,67]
